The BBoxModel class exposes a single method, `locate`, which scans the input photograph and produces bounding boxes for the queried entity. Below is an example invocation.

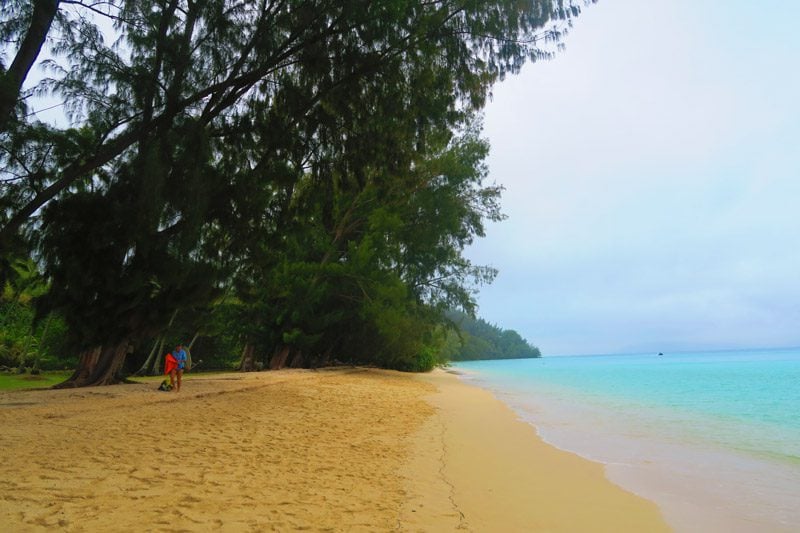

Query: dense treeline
[443,309,541,361]
[0,1,587,386]
[0,258,70,371]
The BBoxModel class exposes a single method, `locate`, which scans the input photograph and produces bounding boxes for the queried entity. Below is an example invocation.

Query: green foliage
[0,1,588,381]
[184,300,248,370]
[444,310,541,361]
[0,256,70,370]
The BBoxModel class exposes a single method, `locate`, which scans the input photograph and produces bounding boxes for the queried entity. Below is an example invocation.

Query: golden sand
[402,370,670,532]
[0,368,668,531]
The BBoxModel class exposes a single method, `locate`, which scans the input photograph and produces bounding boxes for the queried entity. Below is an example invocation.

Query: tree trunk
[238,343,256,372]
[318,346,334,368]
[54,341,129,388]
[0,0,60,132]
[137,336,167,375]
[20,329,33,367]
[135,310,177,375]
[288,350,305,368]
[135,337,162,376]
[269,345,291,370]
[186,331,199,370]
[153,338,166,374]
[31,315,52,371]
[34,314,53,368]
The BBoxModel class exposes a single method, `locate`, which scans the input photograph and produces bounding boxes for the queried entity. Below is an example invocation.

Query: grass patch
[0,371,72,391]
[0,369,241,391]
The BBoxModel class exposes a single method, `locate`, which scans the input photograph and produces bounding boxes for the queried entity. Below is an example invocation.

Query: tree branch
[0,0,61,132]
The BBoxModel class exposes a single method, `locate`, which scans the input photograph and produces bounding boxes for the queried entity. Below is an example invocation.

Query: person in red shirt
[164,343,188,392]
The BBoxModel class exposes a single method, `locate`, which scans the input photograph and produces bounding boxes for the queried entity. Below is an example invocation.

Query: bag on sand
[158,379,173,391]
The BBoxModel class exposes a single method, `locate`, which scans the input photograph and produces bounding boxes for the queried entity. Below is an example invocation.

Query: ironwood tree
[0,0,591,386]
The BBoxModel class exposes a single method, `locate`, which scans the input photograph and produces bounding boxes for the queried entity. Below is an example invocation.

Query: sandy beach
[0,368,668,531]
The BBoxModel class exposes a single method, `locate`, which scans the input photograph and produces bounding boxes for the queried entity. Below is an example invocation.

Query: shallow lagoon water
[454,348,800,532]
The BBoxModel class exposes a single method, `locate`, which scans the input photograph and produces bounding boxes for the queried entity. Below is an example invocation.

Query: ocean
[453,348,800,532]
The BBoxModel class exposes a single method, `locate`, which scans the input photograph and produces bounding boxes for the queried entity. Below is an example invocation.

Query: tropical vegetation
[0,0,585,386]
[443,309,541,361]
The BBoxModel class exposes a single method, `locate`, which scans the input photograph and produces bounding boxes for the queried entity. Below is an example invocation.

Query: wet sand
[0,368,668,531]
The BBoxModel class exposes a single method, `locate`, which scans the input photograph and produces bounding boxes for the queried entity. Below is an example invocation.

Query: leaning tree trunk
[54,341,129,388]
[32,313,53,371]
[288,350,305,368]
[269,345,291,370]
[0,0,60,133]
[153,344,166,375]
[186,331,199,370]
[238,343,256,372]
[135,310,178,375]
[320,346,334,368]
[135,336,164,376]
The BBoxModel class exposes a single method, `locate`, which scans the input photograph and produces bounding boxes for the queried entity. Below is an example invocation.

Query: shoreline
[456,366,800,533]
[0,368,668,531]
[403,369,669,532]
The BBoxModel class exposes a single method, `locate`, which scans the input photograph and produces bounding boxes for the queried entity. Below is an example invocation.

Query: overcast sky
[467,0,800,355]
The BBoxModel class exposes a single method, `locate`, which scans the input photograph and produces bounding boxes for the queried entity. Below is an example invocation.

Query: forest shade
[0,1,587,385]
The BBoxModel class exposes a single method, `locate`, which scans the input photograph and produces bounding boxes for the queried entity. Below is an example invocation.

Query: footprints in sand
[1,371,433,531]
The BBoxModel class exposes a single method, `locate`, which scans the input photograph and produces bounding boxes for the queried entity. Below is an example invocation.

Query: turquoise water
[454,348,800,462]
[453,348,800,531]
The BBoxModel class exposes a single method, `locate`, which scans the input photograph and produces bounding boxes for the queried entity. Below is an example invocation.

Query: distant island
[443,310,541,361]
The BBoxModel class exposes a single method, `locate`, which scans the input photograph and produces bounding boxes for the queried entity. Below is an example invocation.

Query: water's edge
[454,369,800,533]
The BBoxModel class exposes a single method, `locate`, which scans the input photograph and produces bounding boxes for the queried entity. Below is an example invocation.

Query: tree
[2,0,588,247]
[223,61,507,370]
[0,0,60,132]
[1,0,590,385]
[445,309,541,360]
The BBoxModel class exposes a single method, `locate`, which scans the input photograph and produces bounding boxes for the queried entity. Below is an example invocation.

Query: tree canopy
[0,0,588,386]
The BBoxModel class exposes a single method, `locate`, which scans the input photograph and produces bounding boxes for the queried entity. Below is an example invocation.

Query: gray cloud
[468,0,800,355]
